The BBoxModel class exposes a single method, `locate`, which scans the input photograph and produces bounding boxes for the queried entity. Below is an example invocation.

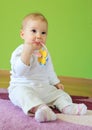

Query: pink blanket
[0,88,92,130]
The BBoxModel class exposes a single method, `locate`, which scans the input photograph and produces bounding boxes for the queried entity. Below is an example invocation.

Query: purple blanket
[0,89,92,130]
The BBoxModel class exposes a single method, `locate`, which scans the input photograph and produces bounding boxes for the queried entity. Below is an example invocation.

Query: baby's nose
[36,33,41,38]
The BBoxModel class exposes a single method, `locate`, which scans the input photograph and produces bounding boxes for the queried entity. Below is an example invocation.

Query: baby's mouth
[33,41,42,45]
[35,42,41,44]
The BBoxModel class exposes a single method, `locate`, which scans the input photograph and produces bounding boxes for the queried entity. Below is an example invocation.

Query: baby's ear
[20,29,24,39]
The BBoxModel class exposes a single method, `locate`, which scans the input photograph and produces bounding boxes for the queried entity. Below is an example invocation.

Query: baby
[8,12,87,123]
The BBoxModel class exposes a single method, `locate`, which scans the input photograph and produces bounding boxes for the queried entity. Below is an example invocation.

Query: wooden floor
[59,76,92,97]
[0,70,92,97]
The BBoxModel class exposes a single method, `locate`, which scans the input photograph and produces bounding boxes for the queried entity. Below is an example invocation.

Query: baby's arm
[21,42,41,66]
[47,54,64,90]
[21,43,34,66]
[10,42,41,76]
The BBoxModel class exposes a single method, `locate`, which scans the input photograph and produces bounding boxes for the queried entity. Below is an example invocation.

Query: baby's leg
[62,103,87,115]
[53,91,87,115]
[9,86,44,115]
[9,86,57,122]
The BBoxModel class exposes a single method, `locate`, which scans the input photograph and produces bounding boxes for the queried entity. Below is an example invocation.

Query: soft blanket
[0,88,92,130]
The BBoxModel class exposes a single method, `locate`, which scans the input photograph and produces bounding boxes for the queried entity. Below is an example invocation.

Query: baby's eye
[31,29,37,33]
[42,32,46,35]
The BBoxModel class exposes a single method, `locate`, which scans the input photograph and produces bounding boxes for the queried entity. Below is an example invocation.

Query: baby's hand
[21,42,42,65]
[55,83,64,90]
[23,43,34,54]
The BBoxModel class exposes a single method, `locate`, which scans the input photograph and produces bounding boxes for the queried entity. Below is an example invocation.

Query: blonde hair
[21,12,48,29]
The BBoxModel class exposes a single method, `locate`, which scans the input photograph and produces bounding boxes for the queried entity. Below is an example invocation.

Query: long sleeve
[10,44,31,76]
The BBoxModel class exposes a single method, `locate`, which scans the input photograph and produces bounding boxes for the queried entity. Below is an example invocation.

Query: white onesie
[8,44,72,115]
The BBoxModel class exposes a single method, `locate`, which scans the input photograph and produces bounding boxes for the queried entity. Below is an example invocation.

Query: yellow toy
[34,43,48,65]
[38,48,48,65]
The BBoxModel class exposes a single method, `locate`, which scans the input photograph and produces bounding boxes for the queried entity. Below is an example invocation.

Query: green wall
[0,0,92,79]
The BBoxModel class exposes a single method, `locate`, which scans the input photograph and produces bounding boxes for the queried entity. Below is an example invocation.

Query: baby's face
[20,19,48,49]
